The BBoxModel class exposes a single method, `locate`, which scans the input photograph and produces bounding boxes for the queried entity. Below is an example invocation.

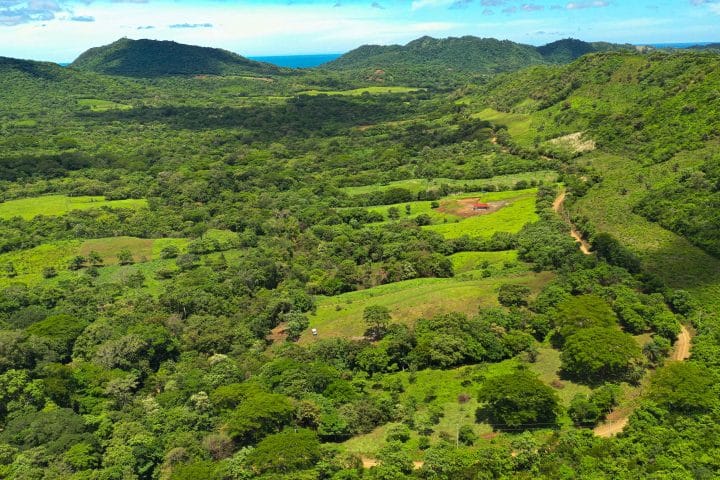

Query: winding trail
[594,324,692,437]
[551,190,693,437]
[553,191,592,255]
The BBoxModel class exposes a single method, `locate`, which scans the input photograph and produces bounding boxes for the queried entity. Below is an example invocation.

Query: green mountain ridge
[324,36,635,73]
[70,37,285,77]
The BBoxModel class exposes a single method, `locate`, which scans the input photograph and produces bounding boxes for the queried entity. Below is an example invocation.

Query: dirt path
[672,324,692,362]
[594,325,692,437]
[553,191,592,255]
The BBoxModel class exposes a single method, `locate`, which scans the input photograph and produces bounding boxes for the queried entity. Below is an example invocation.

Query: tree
[87,250,104,266]
[498,283,531,307]
[3,262,17,278]
[225,392,295,445]
[247,429,321,474]
[69,255,86,270]
[561,327,642,383]
[649,362,716,413]
[554,295,618,343]
[117,248,134,265]
[477,369,560,430]
[42,266,57,279]
[363,305,391,340]
[160,244,180,259]
[284,311,309,342]
[387,206,400,220]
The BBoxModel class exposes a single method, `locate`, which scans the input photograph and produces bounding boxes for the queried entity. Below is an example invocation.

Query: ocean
[248,54,341,68]
[645,42,716,49]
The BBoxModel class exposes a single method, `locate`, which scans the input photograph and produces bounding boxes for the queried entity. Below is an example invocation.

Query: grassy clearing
[342,361,520,459]
[341,171,557,196]
[0,240,81,288]
[473,108,533,143]
[79,236,189,265]
[78,98,132,111]
[529,347,591,406]
[572,151,720,309]
[359,189,538,232]
[297,86,422,96]
[449,251,520,274]
[302,270,554,342]
[424,190,537,239]
[0,195,146,220]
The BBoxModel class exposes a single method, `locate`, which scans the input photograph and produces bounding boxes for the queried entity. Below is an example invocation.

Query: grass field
[78,98,132,111]
[342,351,588,460]
[424,189,538,239]
[449,251,521,274]
[301,270,554,342]
[78,236,189,265]
[0,240,81,288]
[341,171,557,196]
[297,86,422,96]
[0,195,147,220]
[473,108,534,144]
[572,151,720,309]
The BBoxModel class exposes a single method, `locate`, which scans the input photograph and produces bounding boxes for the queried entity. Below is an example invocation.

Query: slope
[71,38,283,77]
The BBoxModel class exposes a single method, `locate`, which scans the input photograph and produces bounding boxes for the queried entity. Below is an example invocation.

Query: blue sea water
[645,42,716,49]
[248,54,341,68]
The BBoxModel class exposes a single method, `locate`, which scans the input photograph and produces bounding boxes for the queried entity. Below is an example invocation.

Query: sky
[0,0,718,62]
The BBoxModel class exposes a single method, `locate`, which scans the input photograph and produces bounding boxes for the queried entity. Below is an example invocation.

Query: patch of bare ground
[266,322,288,343]
[549,132,596,153]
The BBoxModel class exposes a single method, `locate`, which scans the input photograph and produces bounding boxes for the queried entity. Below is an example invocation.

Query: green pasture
[297,86,422,96]
[78,98,132,111]
[424,190,537,239]
[0,195,147,220]
[341,171,557,196]
[572,150,720,309]
[473,108,534,144]
[302,270,554,342]
[449,250,521,274]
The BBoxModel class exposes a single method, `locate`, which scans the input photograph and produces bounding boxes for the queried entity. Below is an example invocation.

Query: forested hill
[323,36,634,74]
[70,38,284,77]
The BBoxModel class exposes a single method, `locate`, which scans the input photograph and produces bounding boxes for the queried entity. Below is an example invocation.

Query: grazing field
[341,170,557,196]
[79,236,189,265]
[424,189,537,238]
[297,86,422,96]
[0,240,81,288]
[572,152,720,309]
[473,108,534,144]
[77,98,132,111]
[0,195,147,220]
[0,236,189,288]
[449,250,521,274]
[302,270,554,342]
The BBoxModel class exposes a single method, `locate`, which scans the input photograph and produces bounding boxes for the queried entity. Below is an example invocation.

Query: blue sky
[0,0,718,62]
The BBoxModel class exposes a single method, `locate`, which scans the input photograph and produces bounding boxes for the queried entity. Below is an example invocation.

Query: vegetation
[0,35,718,479]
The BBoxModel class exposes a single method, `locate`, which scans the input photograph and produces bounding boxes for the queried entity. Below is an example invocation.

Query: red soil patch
[266,322,288,343]
[438,198,506,218]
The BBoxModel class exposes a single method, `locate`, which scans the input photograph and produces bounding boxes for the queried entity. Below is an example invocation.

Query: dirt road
[553,191,592,255]
[594,324,692,437]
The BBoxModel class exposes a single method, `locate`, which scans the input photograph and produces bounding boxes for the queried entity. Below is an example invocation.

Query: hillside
[70,38,283,77]
[322,36,633,85]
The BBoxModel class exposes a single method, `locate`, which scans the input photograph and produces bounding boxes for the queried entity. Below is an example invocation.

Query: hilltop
[70,38,284,77]
[322,36,634,84]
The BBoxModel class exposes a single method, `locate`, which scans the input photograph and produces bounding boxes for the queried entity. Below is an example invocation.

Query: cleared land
[424,189,537,238]
[341,171,557,196]
[78,98,132,111]
[297,86,422,96]
[301,270,554,342]
[0,195,146,220]
[572,151,720,309]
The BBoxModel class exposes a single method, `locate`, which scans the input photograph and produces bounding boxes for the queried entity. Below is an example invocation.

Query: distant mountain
[322,36,634,83]
[0,56,70,80]
[70,38,283,77]
[688,43,720,51]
